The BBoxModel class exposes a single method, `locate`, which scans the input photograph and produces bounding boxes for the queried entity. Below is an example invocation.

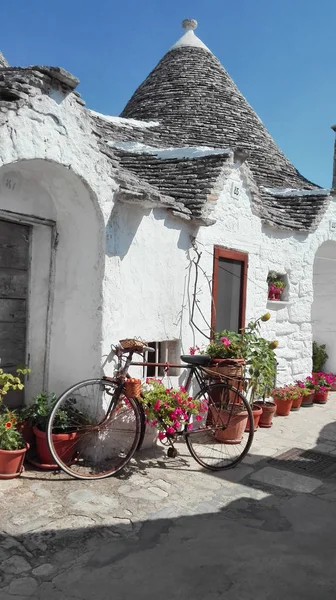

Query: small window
[143,340,180,378]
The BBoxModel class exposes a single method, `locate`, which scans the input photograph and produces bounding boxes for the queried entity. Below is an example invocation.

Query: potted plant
[22,393,81,468]
[140,378,208,441]
[289,385,303,411]
[312,342,328,376]
[267,271,286,301]
[272,385,294,416]
[0,408,28,479]
[205,314,278,431]
[296,378,315,407]
[312,373,334,404]
[0,366,30,479]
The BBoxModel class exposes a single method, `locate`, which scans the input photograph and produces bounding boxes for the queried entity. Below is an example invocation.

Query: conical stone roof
[118,20,330,230]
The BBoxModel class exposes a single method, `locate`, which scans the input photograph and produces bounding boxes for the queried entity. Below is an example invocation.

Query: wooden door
[0,219,30,407]
[211,246,248,334]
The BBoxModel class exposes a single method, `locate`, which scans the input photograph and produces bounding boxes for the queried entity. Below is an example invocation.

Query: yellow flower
[5,421,12,429]
[261,313,271,322]
[269,340,278,350]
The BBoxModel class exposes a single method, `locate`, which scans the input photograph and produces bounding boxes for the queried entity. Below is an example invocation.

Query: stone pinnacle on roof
[169,18,211,52]
[0,51,9,68]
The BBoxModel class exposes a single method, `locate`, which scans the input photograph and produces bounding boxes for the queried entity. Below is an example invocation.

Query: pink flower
[154,400,161,412]
[220,337,231,347]
[187,423,193,431]
[195,415,202,421]
[189,347,195,355]
[158,432,166,440]
[179,385,186,393]
[166,426,175,435]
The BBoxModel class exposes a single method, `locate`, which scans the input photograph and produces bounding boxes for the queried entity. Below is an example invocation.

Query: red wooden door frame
[211,246,248,334]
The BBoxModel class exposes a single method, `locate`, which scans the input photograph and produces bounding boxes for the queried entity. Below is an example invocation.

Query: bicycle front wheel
[186,382,254,470]
[47,379,141,480]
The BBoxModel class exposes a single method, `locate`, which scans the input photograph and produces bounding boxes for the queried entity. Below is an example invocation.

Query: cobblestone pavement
[1,396,336,599]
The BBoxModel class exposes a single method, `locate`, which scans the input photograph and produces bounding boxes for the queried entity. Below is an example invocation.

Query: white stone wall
[1,84,336,403]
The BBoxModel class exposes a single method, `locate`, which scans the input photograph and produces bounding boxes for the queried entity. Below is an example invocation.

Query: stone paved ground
[1,396,336,599]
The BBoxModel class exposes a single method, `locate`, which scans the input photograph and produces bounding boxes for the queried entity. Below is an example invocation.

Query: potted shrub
[296,378,315,407]
[290,385,303,411]
[0,408,28,479]
[0,366,30,479]
[313,373,334,404]
[267,271,286,301]
[272,386,293,416]
[312,342,328,376]
[204,314,277,432]
[22,393,81,468]
[140,378,208,443]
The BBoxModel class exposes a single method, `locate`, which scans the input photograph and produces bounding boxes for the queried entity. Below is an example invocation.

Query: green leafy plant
[0,407,25,450]
[22,393,89,433]
[140,379,207,441]
[0,366,30,403]
[272,385,300,401]
[0,366,30,450]
[267,271,286,287]
[205,314,277,404]
[312,342,328,373]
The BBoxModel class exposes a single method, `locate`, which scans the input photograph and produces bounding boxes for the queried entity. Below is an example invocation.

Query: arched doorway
[0,160,104,404]
[312,241,336,373]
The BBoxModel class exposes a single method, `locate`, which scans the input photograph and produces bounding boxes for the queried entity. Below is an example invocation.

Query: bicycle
[47,339,254,480]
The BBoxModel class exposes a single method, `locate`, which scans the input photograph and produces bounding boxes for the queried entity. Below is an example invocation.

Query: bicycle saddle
[180,354,211,366]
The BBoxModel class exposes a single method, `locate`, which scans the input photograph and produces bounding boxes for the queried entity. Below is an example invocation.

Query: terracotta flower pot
[255,401,276,428]
[0,444,29,479]
[314,390,329,404]
[291,395,303,411]
[33,426,78,467]
[210,406,248,444]
[245,404,263,432]
[17,420,34,446]
[301,391,315,407]
[274,397,293,416]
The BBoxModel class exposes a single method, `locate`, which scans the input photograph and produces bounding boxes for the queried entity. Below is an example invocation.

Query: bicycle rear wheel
[186,382,254,470]
[47,378,141,480]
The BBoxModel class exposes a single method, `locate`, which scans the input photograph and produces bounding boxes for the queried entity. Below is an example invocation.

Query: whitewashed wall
[1,84,336,404]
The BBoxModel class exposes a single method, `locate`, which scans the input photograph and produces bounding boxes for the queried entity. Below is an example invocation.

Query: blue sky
[2,0,335,187]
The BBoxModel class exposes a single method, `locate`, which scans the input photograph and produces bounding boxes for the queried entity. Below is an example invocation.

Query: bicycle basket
[119,338,147,351]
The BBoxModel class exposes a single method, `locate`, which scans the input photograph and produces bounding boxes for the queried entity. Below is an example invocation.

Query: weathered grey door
[0,219,30,407]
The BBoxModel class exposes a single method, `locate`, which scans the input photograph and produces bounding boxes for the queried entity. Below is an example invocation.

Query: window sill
[267,300,291,308]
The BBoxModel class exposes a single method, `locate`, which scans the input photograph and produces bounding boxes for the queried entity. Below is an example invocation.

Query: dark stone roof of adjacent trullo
[111,19,329,231]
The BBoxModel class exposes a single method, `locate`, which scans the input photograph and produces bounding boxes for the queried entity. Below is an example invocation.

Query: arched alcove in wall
[312,241,336,373]
[0,159,105,403]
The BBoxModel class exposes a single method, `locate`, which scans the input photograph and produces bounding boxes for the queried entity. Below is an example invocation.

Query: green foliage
[267,271,286,287]
[312,341,328,373]
[272,385,301,401]
[22,393,90,433]
[0,366,30,450]
[0,366,30,402]
[0,408,25,450]
[205,315,277,404]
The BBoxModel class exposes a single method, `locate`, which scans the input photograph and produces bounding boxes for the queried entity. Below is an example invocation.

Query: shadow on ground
[1,422,336,599]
